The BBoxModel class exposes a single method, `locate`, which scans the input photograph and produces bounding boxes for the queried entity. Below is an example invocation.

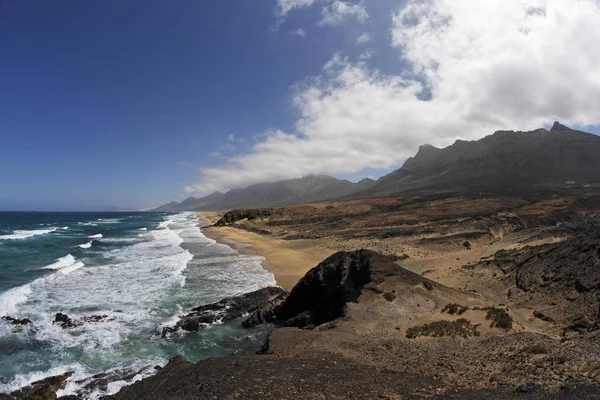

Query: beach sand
[198,212,334,291]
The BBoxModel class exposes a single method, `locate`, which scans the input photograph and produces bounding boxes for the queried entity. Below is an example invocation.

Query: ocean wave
[42,254,85,275]
[96,218,122,224]
[88,233,103,239]
[0,228,57,240]
[78,222,98,227]
[139,228,147,231]
[0,212,231,398]
[78,241,93,249]
[0,283,33,315]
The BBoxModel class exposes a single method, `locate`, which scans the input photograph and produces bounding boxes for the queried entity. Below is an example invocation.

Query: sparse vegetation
[483,307,513,330]
[442,303,468,315]
[405,319,480,339]
[422,280,434,291]
[463,241,472,250]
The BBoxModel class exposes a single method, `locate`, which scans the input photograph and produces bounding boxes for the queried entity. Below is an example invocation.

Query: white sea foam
[139,228,147,231]
[78,222,98,227]
[88,233,103,238]
[0,211,277,398]
[0,228,57,240]
[0,283,33,315]
[96,218,122,224]
[42,254,85,274]
[79,241,93,249]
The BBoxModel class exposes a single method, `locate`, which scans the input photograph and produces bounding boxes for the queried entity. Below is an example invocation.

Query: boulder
[244,250,416,329]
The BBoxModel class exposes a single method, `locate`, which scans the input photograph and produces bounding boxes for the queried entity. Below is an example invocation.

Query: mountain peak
[550,121,571,132]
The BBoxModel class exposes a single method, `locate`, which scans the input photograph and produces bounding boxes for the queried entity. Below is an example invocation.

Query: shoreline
[197,212,334,291]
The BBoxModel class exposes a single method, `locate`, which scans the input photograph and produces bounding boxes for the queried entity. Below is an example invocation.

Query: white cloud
[291,28,307,37]
[225,133,235,142]
[186,0,600,194]
[320,0,368,25]
[275,0,316,21]
[356,32,371,45]
[358,48,374,60]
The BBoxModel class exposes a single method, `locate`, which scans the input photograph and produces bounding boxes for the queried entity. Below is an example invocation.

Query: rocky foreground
[5,197,600,398]
[115,246,600,399]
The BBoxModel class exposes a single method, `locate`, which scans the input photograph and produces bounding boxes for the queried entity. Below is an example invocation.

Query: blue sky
[1,1,600,210]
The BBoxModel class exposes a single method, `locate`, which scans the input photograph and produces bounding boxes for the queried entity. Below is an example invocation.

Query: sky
[1,0,600,211]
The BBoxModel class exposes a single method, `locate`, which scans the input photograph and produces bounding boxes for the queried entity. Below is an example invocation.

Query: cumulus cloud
[186,0,600,194]
[356,32,372,45]
[320,0,368,25]
[275,0,316,20]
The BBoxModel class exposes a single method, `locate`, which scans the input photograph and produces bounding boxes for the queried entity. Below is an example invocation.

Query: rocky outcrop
[53,313,111,329]
[244,250,430,329]
[162,286,287,337]
[0,372,72,400]
[477,232,600,331]
[214,208,274,226]
[2,316,32,325]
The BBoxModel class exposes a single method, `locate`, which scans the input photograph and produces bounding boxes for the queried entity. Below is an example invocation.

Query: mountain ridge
[153,175,375,212]
[156,122,600,211]
[357,122,600,197]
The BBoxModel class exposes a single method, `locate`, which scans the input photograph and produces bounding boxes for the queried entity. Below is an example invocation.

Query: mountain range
[153,175,376,211]
[155,122,600,211]
[363,122,600,196]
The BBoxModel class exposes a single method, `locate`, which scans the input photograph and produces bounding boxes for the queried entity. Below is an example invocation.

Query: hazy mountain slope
[153,191,224,212]
[154,176,375,212]
[363,122,600,196]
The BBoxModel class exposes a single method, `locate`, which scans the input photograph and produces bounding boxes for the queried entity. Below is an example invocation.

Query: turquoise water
[0,211,276,398]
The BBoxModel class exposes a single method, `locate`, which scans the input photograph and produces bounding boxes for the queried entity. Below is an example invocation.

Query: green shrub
[484,307,513,330]
[442,303,468,315]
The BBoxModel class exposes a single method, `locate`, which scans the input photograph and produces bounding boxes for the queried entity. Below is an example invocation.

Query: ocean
[0,211,276,398]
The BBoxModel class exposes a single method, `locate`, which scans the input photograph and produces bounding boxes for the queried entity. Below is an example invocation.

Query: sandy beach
[198,212,334,290]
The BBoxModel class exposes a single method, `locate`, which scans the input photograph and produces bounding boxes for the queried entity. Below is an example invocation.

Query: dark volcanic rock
[245,250,429,329]
[214,208,274,226]
[53,313,111,329]
[53,313,80,329]
[162,286,287,337]
[0,372,72,400]
[478,232,600,330]
[82,314,109,323]
[2,316,32,325]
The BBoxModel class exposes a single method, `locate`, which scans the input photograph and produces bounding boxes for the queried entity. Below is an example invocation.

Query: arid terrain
[177,189,600,397]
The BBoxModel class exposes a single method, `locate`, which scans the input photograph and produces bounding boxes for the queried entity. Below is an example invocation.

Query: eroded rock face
[244,250,424,329]
[162,286,287,337]
[214,208,274,226]
[477,232,600,331]
[273,250,375,328]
